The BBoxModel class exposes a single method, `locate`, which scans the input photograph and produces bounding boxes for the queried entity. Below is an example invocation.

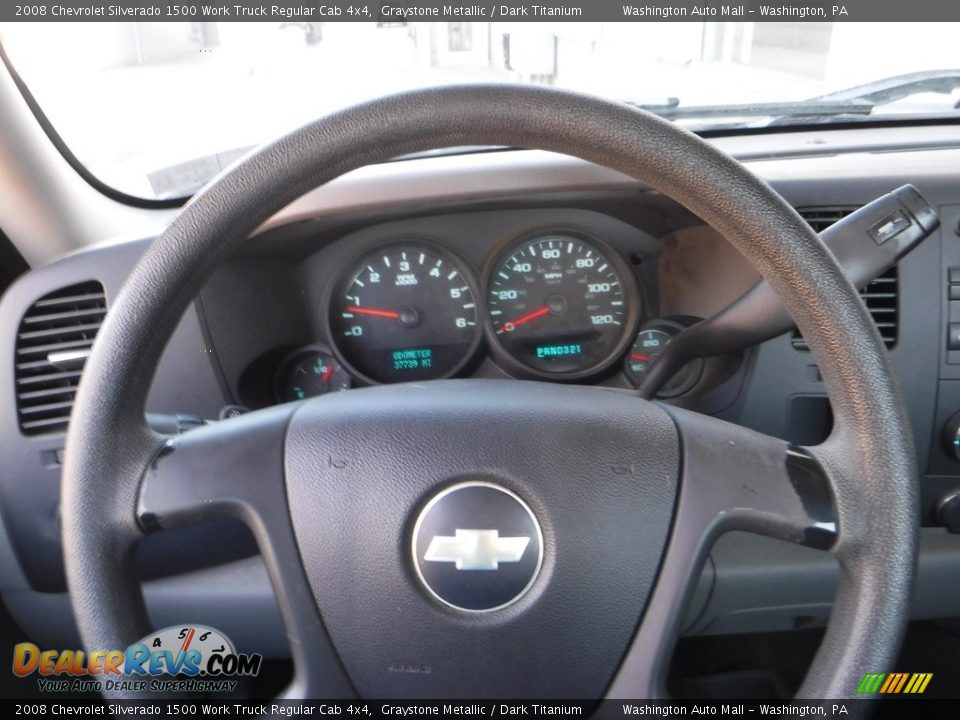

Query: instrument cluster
[273,228,702,401]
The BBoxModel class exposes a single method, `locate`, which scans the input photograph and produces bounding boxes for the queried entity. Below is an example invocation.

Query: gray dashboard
[3,137,960,654]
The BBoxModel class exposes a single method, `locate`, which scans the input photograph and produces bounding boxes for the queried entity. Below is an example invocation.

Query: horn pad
[285,380,680,698]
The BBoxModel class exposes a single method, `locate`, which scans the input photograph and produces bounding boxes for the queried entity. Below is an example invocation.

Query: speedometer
[486,232,638,379]
[329,243,482,384]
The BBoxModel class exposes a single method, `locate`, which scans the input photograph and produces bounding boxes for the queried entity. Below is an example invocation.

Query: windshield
[2,21,960,200]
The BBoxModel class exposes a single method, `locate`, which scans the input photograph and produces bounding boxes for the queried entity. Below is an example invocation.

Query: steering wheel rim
[62,84,917,699]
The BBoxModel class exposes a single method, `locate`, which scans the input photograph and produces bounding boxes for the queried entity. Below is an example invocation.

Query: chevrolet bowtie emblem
[424,529,531,571]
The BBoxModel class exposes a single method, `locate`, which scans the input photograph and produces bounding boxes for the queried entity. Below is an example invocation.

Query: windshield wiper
[629,100,873,121]
[626,69,960,127]
[810,69,960,106]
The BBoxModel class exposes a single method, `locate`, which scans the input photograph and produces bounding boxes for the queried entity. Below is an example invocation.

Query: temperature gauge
[276,349,351,402]
[624,322,703,398]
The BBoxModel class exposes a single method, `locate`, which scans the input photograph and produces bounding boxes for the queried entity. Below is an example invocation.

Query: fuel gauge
[624,321,703,398]
[276,349,351,402]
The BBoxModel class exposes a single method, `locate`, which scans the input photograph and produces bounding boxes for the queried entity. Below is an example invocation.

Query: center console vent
[792,206,898,350]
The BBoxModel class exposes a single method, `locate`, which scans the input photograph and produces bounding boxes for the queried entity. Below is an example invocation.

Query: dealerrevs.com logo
[12,624,262,694]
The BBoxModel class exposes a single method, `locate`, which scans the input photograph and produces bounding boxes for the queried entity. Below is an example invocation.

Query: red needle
[498,306,550,334]
[631,354,650,362]
[321,365,335,383]
[346,305,400,320]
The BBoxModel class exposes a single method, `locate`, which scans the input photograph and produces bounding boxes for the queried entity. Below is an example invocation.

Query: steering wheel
[62,85,917,700]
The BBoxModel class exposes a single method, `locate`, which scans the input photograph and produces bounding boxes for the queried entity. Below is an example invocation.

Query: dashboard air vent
[14,281,107,435]
[791,206,897,351]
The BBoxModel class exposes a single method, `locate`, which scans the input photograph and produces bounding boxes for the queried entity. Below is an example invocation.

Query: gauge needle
[321,365,335,383]
[630,354,650,362]
[498,306,550,334]
[346,305,400,320]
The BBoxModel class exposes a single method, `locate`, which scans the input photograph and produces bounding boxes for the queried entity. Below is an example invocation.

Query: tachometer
[329,243,482,384]
[486,232,638,378]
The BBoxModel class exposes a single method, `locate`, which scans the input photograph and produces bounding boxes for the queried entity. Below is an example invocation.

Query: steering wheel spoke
[137,405,294,532]
[137,404,354,698]
[666,405,837,550]
[608,406,837,698]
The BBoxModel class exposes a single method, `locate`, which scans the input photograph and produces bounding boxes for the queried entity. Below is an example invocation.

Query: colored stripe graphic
[858,672,932,694]
[892,673,910,693]
[879,674,898,693]
[857,674,885,694]
[904,673,933,694]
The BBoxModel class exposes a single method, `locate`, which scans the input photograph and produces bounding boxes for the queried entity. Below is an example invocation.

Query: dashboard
[4,130,960,654]
[239,208,714,408]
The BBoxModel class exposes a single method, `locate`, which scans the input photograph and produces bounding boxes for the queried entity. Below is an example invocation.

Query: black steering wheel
[62,85,918,700]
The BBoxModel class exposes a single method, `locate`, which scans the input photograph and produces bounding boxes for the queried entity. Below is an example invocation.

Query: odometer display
[329,244,481,384]
[487,233,636,377]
